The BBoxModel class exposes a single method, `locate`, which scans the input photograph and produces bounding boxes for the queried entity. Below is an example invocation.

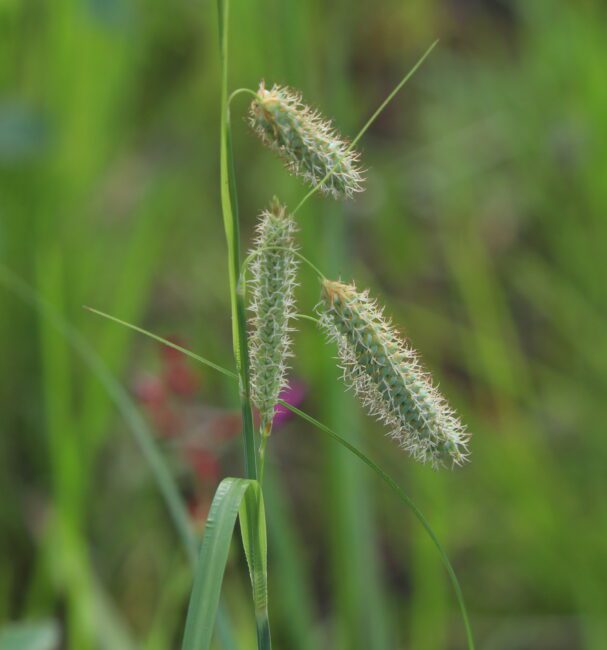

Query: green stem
[255,612,271,650]
[228,87,259,106]
[258,438,266,485]
[294,314,321,326]
[217,0,257,481]
[217,6,271,650]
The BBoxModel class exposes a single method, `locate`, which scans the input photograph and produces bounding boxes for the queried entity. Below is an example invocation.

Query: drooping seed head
[319,280,469,468]
[249,198,299,433]
[249,81,364,200]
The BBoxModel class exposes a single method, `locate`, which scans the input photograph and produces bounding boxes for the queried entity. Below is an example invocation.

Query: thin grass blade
[277,400,475,650]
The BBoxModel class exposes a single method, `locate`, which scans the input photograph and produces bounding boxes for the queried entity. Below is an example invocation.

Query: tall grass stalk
[218,0,258,481]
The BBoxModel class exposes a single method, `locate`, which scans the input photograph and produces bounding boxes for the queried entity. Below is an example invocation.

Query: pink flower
[272,380,306,428]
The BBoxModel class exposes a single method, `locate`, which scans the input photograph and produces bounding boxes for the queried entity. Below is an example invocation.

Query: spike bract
[319,280,469,467]
[249,82,364,200]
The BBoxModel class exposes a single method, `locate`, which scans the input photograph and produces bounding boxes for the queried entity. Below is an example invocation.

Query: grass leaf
[181,478,269,650]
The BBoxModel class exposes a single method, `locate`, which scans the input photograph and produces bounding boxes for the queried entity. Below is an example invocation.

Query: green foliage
[3,0,607,648]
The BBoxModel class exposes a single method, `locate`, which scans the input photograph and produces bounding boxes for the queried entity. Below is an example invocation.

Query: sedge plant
[87,2,476,649]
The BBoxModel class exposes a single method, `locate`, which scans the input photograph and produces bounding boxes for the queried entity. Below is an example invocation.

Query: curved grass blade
[85,308,474,649]
[277,400,475,650]
[181,478,270,650]
[0,267,197,563]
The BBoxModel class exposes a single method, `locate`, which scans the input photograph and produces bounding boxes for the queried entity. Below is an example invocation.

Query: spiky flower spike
[249,81,364,200]
[249,198,299,434]
[319,280,469,467]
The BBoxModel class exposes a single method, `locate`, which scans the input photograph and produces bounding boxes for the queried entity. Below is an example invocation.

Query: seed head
[249,198,299,432]
[249,81,364,200]
[319,280,469,467]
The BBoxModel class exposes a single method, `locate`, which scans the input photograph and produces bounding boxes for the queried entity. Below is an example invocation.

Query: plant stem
[217,0,258,481]
[258,433,269,485]
[255,612,271,650]
[228,87,258,106]
[217,4,271,648]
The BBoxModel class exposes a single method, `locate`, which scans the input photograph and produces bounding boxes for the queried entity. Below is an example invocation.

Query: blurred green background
[2,0,606,648]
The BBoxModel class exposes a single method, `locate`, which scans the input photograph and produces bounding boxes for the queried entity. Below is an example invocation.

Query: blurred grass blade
[0,267,237,650]
[0,267,198,565]
[0,619,60,650]
[181,478,270,650]
[84,308,474,649]
[263,466,317,650]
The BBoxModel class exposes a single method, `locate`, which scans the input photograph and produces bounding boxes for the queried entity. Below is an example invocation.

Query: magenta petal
[272,379,307,428]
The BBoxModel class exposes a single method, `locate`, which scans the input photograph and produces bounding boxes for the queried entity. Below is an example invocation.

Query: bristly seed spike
[249,82,364,200]
[318,279,470,468]
[249,199,299,434]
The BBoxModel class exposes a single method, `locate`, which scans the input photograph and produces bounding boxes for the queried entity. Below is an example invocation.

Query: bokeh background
[2,0,606,648]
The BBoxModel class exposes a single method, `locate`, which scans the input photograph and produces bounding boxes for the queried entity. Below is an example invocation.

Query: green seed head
[319,280,469,468]
[249,198,299,432]
[249,81,364,200]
